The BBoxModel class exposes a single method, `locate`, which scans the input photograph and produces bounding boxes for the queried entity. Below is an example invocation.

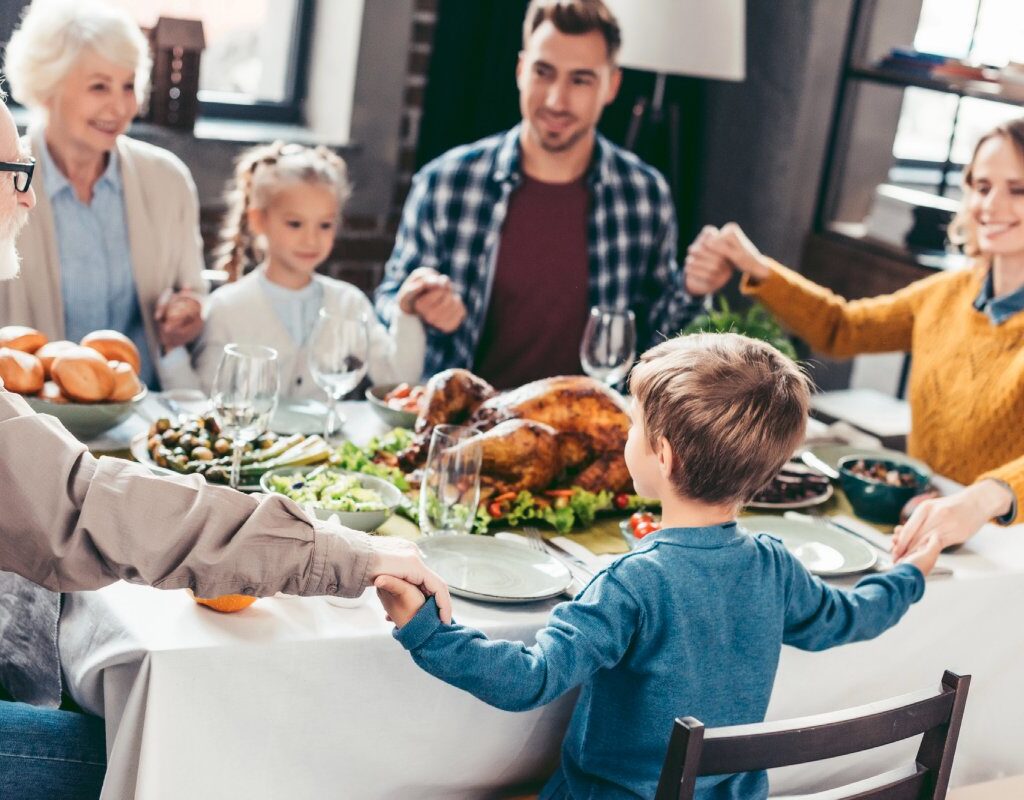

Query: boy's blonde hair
[629,332,811,506]
[214,141,352,281]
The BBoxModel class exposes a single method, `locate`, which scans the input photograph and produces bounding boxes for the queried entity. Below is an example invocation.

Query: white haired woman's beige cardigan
[0,127,205,388]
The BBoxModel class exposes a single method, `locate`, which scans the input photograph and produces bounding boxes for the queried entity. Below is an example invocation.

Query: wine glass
[579,307,637,388]
[307,309,370,441]
[211,344,280,490]
[419,425,483,537]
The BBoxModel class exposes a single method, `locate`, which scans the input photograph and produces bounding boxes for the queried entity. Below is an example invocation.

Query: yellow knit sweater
[742,259,1024,523]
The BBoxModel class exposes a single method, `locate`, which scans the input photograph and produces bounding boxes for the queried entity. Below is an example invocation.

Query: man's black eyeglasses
[0,158,35,193]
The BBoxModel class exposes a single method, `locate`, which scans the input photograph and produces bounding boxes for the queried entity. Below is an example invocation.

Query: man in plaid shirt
[375,0,713,386]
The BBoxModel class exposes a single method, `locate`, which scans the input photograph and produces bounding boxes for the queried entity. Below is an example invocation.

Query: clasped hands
[683,222,770,297]
[369,537,441,627]
[396,267,467,333]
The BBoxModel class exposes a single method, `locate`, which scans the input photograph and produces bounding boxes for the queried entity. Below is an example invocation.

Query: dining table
[59,397,1024,798]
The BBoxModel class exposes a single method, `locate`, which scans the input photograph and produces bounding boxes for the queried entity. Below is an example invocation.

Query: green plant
[680,297,798,360]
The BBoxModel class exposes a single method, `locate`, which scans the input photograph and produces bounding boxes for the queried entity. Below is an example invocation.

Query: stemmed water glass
[211,344,280,490]
[419,425,483,537]
[579,306,637,388]
[307,309,370,441]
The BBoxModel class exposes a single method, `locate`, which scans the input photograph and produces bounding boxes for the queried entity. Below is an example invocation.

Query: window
[105,0,313,122]
[890,0,1024,196]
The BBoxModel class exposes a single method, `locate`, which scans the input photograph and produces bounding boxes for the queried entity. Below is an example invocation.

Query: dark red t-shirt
[473,175,590,389]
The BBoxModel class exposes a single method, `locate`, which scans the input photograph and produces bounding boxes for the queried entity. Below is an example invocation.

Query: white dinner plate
[742,515,878,576]
[745,483,834,511]
[418,535,573,603]
[271,398,329,436]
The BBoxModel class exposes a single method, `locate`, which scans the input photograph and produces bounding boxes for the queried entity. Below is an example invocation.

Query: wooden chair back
[655,671,970,800]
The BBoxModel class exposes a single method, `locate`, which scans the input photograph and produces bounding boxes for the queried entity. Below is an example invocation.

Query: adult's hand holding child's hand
[895,531,942,578]
[892,480,1014,561]
[396,267,466,333]
[376,575,427,628]
[368,537,452,623]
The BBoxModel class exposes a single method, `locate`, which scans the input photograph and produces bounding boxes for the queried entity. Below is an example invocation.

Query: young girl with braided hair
[195,142,432,400]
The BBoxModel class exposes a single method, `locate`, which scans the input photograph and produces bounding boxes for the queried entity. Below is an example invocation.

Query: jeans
[0,698,106,800]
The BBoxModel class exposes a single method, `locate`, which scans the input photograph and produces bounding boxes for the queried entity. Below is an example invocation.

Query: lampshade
[604,0,745,81]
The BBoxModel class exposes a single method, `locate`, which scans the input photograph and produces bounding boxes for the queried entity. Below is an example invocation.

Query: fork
[522,526,547,554]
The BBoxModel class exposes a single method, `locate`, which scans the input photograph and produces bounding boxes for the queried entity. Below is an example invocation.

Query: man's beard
[0,207,28,280]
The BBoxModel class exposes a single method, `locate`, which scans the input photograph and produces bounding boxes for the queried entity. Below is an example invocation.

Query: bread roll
[0,325,47,354]
[38,380,69,404]
[108,360,143,402]
[0,347,45,394]
[81,330,141,375]
[52,348,115,402]
[35,340,78,378]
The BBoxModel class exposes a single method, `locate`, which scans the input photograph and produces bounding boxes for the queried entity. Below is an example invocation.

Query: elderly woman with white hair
[0,0,205,390]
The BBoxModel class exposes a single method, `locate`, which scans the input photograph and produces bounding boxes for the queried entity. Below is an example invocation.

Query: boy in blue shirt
[376,333,941,799]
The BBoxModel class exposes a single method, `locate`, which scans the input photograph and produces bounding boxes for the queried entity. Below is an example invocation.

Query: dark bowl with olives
[837,455,932,525]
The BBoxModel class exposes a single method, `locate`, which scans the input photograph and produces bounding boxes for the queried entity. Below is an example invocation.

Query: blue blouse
[41,142,156,387]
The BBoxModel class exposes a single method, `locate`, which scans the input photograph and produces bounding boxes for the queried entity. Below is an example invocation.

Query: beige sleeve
[0,390,374,597]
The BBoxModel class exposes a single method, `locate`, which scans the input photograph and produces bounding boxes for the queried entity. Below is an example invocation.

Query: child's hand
[375,575,427,628]
[895,531,941,577]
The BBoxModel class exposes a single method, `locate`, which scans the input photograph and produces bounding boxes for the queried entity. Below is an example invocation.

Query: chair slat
[661,671,970,800]
[699,692,954,774]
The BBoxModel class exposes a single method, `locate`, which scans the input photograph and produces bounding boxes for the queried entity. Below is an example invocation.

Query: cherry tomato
[634,521,660,538]
[487,501,509,518]
[613,493,631,510]
[630,511,654,532]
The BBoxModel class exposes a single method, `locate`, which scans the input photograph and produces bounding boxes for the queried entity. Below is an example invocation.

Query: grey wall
[695,0,854,268]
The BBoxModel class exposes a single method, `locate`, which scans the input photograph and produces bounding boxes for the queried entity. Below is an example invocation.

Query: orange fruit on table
[187,589,257,613]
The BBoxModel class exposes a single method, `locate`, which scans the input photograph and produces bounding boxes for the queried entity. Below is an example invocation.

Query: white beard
[0,207,28,280]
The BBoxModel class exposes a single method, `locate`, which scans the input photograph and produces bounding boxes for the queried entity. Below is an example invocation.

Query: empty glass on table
[419,424,483,537]
[579,307,636,388]
[307,309,370,440]
[211,343,280,490]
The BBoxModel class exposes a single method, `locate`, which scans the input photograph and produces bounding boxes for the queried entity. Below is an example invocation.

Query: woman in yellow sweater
[685,119,1024,560]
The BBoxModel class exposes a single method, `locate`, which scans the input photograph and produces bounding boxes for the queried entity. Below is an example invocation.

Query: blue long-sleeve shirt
[395,522,925,799]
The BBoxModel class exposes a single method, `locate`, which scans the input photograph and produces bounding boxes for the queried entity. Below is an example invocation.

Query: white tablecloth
[64,403,1024,798]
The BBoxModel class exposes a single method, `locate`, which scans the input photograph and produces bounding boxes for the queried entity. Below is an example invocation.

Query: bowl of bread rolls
[0,325,147,440]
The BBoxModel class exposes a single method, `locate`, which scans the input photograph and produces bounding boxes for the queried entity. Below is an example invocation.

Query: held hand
[396,267,445,314]
[701,222,772,282]
[368,537,452,623]
[683,225,732,296]
[413,284,467,333]
[395,267,466,333]
[891,480,1013,560]
[375,575,427,628]
[895,531,941,578]
[155,289,203,351]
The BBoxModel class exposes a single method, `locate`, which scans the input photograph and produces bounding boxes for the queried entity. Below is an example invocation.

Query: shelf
[848,66,1024,108]
[825,224,969,271]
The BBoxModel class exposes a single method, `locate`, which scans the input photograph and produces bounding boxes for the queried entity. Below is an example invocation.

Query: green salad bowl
[260,465,404,532]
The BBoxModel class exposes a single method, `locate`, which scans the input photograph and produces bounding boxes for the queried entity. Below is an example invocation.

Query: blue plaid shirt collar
[973,268,1024,325]
[491,123,615,188]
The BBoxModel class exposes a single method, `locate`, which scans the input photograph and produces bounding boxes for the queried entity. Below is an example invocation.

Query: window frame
[195,0,315,123]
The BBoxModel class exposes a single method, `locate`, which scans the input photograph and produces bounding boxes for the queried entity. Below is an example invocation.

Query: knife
[799,450,840,481]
